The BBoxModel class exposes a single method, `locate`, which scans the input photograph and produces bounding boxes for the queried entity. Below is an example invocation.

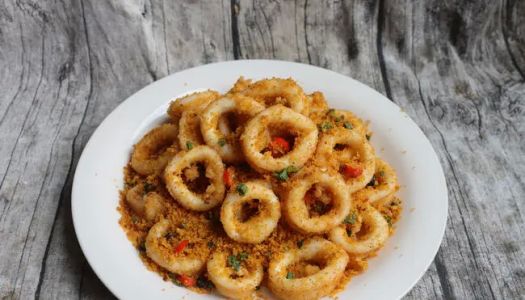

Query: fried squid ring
[240,78,310,115]
[130,123,178,175]
[268,238,348,300]
[207,251,263,299]
[178,93,220,149]
[329,205,389,255]
[200,95,265,163]
[240,105,318,173]
[167,90,220,122]
[283,171,351,234]
[353,158,398,204]
[315,127,375,192]
[164,146,225,211]
[126,184,166,221]
[145,219,206,275]
[221,181,281,243]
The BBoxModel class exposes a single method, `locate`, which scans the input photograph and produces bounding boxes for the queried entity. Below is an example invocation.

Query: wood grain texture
[0,0,523,299]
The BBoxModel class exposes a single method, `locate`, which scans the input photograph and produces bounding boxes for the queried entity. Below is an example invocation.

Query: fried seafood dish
[119,77,402,300]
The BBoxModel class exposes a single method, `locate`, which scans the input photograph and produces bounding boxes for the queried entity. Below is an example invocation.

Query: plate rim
[72,59,448,300]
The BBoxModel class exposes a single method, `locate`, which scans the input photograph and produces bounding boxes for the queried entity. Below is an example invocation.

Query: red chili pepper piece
[269,137,290,156]
[342,164,363,178]
[223,168,233,188]
[178,274,196,287]
[174,240,189,254]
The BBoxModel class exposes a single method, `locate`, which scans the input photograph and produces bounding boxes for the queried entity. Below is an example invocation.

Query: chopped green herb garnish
[343,122,353,129]
[366,134,371,140]
[236,183,248,195]
[275,166,299,181]
[327,108,336,116]
[335,115,344,122]
[384,215,392,226]
[297,239,304,248]
[379,170,385,177]
[344,211,357,224]
[197,276,214,289]
[218,138,227,147]
[286,272,295,279]
[228,255,240,271]
[275,169,289,181]
[186,141,194,150]
[319,122,333,132]
[228,252,249,272]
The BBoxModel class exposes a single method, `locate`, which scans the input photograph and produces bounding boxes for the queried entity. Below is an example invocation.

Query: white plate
[72,60,447,300]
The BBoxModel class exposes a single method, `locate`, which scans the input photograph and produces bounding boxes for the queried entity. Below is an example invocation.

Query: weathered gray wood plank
[0,0,523,299]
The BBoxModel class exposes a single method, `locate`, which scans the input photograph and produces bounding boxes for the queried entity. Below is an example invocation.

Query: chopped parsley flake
[346,228,353,237]
[384,215,393,226]
[274,165,299,181]
[343,122,353,129]
[236,183,248,195]
[218,138,227,147]
[320,122,333,132]
[366,134,371,140]
[186,141,193,150]
[286,272,295,279]
[344,211,357,224]
[228,252,249,272]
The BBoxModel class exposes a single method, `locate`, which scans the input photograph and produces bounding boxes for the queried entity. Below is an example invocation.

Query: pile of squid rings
[123,78,401,300]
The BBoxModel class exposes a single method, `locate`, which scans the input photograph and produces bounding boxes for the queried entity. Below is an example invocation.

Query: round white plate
[72,60,447,300]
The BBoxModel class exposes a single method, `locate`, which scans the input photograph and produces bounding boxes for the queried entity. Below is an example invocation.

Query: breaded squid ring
[207,251,264,299]
[268,238,348,300]
[353,158,398,204]
[240,105,318,173]
[126,184,166,221]
[164,146,225,211]
[315,127,375,192]
[130,123,178,175]
[178,93,220,149]
[221,181,281,243]
[283,171,351,234]
[329,205,389,255]
[240,78,310,115]
[200,95,265,163]
[167,90,220,122]
[145,219,206,275]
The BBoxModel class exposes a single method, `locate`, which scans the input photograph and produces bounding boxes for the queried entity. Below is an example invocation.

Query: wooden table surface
[0,0,523,299]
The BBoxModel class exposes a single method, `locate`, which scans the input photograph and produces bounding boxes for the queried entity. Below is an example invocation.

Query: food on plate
[118,77,402,299]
